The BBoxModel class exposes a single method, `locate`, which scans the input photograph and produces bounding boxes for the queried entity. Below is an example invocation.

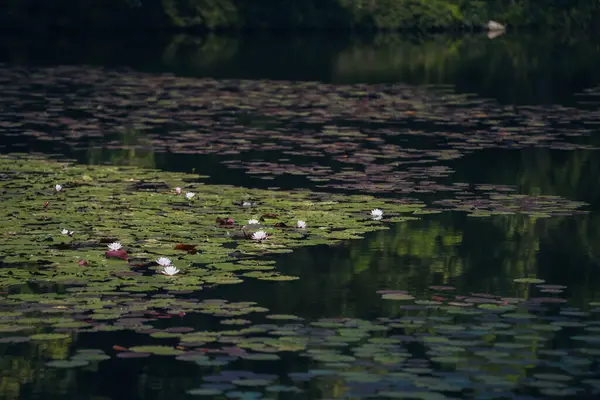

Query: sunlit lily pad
[513,278,546,284]
[30,333,71,341]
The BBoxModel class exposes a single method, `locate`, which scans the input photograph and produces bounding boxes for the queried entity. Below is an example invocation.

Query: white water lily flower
[248,219,259,225]
[185,192,195,200]
[252,230,268,241]
[55,184,62,192]
[61,229,69,235]
[371,209,383,219]
[107,242,122,251]
[160,266,180,276]
[297,220,306,229]
[175,187,182,194]
[156,257,172,267]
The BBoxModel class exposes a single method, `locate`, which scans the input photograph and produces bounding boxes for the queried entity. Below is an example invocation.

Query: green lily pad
[187,388,224,396]
[128,346,184,355]
[513,278,545,284]
[30,333,71,341]
[381,293,415,301]
[46,359,90,368]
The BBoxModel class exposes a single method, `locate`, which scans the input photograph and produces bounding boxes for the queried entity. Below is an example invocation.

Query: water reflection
[332,33,600,104]
[451,148,600,208]
[1,32,600,105]
[3,213,600,399]
[1,31,600,399]
[216,213,600,317]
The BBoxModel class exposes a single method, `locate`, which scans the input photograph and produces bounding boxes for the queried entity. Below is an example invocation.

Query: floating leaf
[128,346,184,356]
[187,388,223,396]
[46,360,90,368]
[514,278,545,284]
[381,293,415,301]
[30,333,71,341]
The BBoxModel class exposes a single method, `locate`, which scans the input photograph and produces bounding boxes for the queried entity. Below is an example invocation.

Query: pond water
[1,32,600,400]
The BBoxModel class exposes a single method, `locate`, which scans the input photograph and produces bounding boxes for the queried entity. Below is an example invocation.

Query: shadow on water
[1,31,600,104]
[2,32,600,399]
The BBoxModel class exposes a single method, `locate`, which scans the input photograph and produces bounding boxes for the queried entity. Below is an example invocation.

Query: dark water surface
[1,32,600,399]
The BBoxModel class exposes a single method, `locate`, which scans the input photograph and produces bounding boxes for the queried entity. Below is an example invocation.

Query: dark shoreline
[2,0,598,38]
[1,23,599,38]
[0,24,540,36]
[2,24,489,35]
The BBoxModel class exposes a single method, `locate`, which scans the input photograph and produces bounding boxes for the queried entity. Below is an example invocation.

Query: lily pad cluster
[0,153,423,294]
[138,283,600,399]
[4,279,598,399]
[0,64,598,201]
[433,190,588,217]
[2,196,600,400]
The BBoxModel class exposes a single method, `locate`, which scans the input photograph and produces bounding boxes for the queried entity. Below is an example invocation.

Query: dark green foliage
[0,0,599,32]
